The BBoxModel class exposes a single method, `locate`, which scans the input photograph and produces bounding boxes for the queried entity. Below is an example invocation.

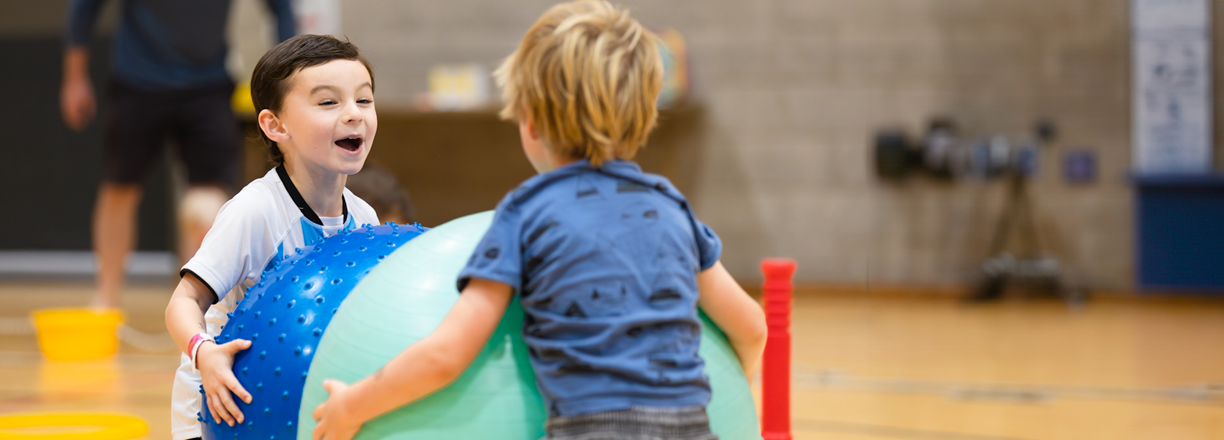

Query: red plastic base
[759,258,796,440]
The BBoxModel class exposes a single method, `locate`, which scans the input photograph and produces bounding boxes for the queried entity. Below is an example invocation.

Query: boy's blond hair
[495,0,663,166]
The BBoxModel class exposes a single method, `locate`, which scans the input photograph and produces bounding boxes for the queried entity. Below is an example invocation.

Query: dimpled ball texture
[298,211,761,440]
[201,222,427,440]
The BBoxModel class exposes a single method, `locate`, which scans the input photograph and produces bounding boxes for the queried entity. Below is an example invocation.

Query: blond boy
[312,2,767,439]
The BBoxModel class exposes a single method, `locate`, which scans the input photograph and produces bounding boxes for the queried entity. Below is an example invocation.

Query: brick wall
[2,0,1215,291]
[16,0,1222,290]
[314,0,1165,290]
[276,0,1138,290]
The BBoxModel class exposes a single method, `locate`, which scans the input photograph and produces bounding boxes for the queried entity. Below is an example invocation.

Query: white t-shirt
[170,167,379,440]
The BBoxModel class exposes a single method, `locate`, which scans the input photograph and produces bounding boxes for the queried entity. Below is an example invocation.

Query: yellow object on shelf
[0,413,147,440]
[31,309,123,362]
[232,83,254,114]
[427,63,489,111]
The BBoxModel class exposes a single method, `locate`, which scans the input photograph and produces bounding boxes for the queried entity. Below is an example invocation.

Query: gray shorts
[543,405,718,440]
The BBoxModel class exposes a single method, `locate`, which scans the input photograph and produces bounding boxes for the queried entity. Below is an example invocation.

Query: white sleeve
[181,189,280,300]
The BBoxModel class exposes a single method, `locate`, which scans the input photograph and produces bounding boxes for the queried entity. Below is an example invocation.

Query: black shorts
[103,79,242,186]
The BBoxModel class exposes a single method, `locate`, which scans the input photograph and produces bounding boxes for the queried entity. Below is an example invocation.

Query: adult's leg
[173,81,242,264]
[92,183,142,309]
[176,185,227,265]
[96,80,168,308]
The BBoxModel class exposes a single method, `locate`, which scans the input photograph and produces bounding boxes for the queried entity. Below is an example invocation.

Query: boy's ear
[524,117,540,141]
[258,109,289,143]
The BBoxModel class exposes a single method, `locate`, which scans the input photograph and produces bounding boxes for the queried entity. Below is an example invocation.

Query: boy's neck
[549,157,580,170]
[540,154,581,173]
[282,161,347,218]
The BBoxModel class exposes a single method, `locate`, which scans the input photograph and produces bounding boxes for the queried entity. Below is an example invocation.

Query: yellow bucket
[0,413,148,440]
[31,309,124,362]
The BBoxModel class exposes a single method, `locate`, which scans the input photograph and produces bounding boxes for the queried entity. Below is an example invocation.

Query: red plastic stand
[760,258,796,440]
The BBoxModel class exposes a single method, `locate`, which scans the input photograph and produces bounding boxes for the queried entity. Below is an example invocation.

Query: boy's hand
[312,379,363,440]
[197,339,253,427]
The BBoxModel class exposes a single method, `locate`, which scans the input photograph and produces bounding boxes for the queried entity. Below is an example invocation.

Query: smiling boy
[163,35,381,440]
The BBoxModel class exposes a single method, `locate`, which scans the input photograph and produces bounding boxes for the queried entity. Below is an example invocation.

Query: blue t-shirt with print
[457,160,722,417]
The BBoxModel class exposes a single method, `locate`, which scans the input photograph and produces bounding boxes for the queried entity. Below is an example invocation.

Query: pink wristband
[187,333,204,359]
[188,333,214,366]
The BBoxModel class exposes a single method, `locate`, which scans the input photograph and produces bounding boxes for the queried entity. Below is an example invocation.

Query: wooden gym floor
[1,281,1222,440]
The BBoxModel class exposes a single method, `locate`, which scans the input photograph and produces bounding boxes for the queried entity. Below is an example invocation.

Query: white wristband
[189,333,215,369]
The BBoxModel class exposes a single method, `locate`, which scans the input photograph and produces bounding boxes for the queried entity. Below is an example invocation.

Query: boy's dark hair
[251,34,375,166]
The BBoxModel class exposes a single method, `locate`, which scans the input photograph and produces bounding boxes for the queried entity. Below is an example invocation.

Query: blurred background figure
[344,164,418,226]
[60,0,295,308]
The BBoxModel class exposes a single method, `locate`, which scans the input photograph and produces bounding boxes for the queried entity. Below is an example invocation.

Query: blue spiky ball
[200,222,426,440]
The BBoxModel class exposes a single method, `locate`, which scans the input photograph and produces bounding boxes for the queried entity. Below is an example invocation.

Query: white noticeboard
[1132,0,1213,174]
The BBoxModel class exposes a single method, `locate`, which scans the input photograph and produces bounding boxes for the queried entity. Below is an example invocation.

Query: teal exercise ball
[298,211,760,440]
[698,311,761,439]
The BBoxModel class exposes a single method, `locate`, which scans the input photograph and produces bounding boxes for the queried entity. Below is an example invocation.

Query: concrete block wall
[16,0,1213,290]
[320,0,1154,290]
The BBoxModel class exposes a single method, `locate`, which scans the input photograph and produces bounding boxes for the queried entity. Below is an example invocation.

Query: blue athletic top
[458,160,723,417]
[65,0,296,91]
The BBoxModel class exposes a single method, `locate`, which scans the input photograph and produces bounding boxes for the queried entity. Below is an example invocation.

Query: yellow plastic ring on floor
[0,413,148,440]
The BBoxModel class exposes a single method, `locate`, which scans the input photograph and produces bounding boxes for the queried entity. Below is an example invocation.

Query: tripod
[965,168,1082,303]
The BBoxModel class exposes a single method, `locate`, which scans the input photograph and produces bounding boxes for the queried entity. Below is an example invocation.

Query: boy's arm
[697,261,768,378]
[165,273,252,427]
[165,274,215,353]
[311,278,514,440]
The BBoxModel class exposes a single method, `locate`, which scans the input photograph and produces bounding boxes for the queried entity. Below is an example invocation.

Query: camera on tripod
[874,119,1055,182]
[871,119,1082,303]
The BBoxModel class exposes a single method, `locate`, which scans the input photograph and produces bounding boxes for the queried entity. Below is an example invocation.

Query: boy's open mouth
[335,136,362,152]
